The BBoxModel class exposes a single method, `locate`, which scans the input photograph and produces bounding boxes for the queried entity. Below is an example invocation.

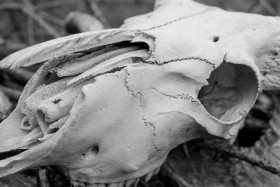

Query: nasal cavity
[198,62,258,122]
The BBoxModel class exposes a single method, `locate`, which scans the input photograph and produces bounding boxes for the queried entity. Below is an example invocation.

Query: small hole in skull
[272,51,278,56]
[91,145,99,155]
[49,127,59,134]
[53,99,62,104]
[44,72,51,80]
[23,121,30,127]
[43,72,61,85]
[212,36,219,42]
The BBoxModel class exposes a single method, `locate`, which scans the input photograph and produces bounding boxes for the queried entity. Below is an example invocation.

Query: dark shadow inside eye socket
[198,62,258,122]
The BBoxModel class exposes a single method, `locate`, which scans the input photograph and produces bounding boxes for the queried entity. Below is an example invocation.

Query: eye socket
[198,62,258,122]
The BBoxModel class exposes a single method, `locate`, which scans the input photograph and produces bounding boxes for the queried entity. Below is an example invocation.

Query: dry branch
[0,90,12,121]
[39,11,65,27]
[0,42,27,59]
[65,11,104,33]
[83,0,110,28]
[36,0,77,11]
[2,68,33,83]
[197,140,280,176]
[0,1,61,38]
[0,85,22,100]
[36,167,51,187]
[161,164,194,187]
[21,7,61,38]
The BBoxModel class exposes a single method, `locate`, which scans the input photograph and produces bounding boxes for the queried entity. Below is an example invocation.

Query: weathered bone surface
[0,0,280,186]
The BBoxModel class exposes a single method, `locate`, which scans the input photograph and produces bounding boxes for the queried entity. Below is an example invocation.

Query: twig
[139,180,150,187]
[37,0,77,10]
[0,85,22,100]
[2,68,34,83]
[37,167,51,187]
[161,164,194,187]
[65,11,104,34]
[0,42,27,59]
[21,6,61,38]
[259,0,278,15]
[246,0,260,12]
[50,166,70,185]
[0,3,20,10]
[197,140,280,176]
[83,0,110,28]
[0,1,61,38]
[0,90,12,121]
[27,16,35,45]
[39,11,65,27]
[92,0,154,2]
[181,143,190,158]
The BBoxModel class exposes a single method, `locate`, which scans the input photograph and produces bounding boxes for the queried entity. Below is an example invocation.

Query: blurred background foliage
[1,0,280,51]
[1,0,280,186]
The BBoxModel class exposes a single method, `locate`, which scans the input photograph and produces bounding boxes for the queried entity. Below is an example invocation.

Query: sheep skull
[1,0,279,186]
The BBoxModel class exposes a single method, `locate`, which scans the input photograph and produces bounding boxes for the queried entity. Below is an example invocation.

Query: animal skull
[0,0,279,186]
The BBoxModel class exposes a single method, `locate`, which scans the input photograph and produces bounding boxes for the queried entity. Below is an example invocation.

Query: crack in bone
[160,57,215,69]
[124,69,136,97]
[143,9,214,31]
[123,71,163,152]
[150,87,199,104]
[142,116,161,152]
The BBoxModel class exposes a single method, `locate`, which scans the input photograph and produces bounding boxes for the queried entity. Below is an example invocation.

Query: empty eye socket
[198,62,258,122]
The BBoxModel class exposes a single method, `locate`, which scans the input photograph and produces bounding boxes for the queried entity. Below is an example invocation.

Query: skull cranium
[0,0,279,186]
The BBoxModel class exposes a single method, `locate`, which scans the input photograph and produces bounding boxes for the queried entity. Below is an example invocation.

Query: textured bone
[22,127,43,148]
[0,0,279,186]
[68,49,149,85]
[52,45,143,77]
